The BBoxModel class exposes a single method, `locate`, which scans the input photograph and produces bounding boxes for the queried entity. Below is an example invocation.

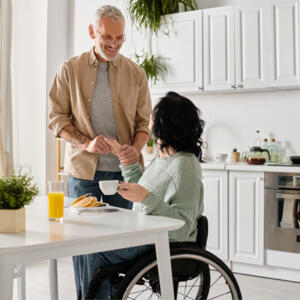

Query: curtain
[0,0,13,176]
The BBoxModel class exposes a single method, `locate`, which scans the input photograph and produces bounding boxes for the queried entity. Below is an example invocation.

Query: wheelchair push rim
[114,250,242,300]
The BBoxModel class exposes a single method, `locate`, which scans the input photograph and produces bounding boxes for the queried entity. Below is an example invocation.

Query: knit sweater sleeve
[142,172,203,242]
[119,162,143,183]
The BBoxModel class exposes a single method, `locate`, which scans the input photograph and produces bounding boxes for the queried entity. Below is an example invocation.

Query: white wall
[188,90,300,161]
[11,0,47,192]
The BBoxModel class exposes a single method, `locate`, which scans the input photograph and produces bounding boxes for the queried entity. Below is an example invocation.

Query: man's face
[89,17,125,61]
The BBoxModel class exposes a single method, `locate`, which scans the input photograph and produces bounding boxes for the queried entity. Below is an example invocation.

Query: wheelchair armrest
[196,215,208,249]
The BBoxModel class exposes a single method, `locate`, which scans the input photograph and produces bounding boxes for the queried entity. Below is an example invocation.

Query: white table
[0,196,184,300]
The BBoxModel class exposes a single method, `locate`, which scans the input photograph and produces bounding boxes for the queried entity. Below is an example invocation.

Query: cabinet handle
[198,87,204,91]
[237,84,244,88]
[258,176,264,181]
[231,85,237,89]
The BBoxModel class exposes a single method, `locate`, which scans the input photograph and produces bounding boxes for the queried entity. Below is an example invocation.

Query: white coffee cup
[99,180,119,195]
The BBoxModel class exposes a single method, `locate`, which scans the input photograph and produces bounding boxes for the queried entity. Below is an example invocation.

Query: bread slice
[72,196,105,207]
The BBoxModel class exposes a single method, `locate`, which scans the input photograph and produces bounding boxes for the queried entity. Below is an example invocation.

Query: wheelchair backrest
[196,215,208,249]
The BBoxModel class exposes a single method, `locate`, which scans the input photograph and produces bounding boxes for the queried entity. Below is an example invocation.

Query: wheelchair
[84,216,242,300]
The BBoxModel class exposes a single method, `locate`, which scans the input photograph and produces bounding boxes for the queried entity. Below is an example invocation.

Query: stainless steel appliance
[265,172,300,253]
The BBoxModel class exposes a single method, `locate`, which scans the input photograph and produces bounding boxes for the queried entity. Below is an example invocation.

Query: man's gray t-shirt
[90,62,120,171]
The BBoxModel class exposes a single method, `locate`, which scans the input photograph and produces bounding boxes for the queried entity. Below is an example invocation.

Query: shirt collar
[89,47,119,68]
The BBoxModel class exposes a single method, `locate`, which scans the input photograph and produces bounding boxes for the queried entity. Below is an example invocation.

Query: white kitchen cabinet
[202,170,229,260]
[268,0,300,87]
[235,3,268,89]
[229,171,264,265]
[203,2,268,91]
[151,11,202,93]
[203,6,235,91]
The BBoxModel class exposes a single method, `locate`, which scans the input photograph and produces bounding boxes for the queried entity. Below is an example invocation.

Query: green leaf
[134,52,167,84]
[128,0,198,33]
[0,171,39,209]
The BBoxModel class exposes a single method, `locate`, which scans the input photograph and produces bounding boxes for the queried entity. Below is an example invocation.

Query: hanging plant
[128,0,198,33]
[134,52,167,84]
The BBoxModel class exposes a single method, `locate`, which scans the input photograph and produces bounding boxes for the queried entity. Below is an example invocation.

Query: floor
[13,257,300,300]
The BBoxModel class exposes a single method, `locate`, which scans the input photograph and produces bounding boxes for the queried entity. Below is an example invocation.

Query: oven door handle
[276,193,300,200]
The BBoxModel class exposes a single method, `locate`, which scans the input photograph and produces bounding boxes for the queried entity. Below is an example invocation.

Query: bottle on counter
[269,138,279,163]
[254,130,262,147]
[262,138,270,162]
[253,130,262,158]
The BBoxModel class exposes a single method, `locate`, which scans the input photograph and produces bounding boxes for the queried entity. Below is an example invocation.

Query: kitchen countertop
[201,162,300,173]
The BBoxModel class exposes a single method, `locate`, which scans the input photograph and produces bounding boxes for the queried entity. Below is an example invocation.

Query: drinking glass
[48,181,64,222]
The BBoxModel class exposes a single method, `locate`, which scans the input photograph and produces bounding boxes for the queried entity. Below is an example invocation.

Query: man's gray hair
[94,5,124,25]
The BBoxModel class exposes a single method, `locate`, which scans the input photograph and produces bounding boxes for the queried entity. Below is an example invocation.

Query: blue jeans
[78,245,152,300]
[68,171,133,299]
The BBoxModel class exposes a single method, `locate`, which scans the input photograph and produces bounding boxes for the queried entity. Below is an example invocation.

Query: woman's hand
[118,182,149,203]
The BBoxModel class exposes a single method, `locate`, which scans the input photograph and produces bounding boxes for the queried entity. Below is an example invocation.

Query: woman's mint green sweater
[120,152,204,242]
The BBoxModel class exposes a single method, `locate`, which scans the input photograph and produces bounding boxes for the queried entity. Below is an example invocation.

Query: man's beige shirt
[49,48,152,180]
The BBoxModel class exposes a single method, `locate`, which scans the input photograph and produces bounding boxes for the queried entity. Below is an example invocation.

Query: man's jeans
[68,171,133,298]
[78,245,152,300]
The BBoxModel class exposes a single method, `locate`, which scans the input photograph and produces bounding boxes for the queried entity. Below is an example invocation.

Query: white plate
[67,204,119,215]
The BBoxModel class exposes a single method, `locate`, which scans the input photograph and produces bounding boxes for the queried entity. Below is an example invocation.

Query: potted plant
[0,171,39,233]
[231,148,240,163]
[146,137,155,154]
[128,0,198,33]
[134,52,167,84]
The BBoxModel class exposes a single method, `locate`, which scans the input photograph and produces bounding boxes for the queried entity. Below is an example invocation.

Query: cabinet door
[269,0,300,87]
[229,171,264,265]
[203,6,235,91]
[235,3,268,89]
[202,170,228,260]
[151,11,202,93]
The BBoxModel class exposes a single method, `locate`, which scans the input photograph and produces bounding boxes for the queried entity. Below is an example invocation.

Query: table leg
[155,232,175,300]
[0,260,14,300]
[49,259,59,300]
[16,265,26,300]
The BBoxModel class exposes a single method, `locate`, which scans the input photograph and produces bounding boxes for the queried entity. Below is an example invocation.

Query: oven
[265,172,300,253]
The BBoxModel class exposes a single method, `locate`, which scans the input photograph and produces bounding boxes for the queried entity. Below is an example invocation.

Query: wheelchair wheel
[113,247,242,300]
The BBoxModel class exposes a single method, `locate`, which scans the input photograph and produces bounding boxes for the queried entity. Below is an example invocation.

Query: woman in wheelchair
[77,92,242,300]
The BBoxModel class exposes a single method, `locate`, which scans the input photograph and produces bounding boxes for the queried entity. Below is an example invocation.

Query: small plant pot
[231,152,240,163]
[0,207,25,233]
[146,146,154,155]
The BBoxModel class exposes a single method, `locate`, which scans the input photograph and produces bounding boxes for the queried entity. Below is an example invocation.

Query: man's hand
[118,182,149,203]
[85,135,111,154]
[118,144,139,165]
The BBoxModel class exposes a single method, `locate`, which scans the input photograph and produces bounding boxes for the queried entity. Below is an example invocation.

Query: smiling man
[48,6,151,297]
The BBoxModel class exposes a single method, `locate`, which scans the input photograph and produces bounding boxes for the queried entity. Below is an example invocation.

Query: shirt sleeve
[142,177,204,242]
[48,63,72,137]
[134,70,152,136]
[120,162,144,183]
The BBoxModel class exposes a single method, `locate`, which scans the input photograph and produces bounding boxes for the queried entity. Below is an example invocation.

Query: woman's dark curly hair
[152,91,205,162]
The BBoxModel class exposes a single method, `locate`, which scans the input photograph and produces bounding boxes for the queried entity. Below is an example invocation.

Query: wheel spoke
[210,274,223,288]
[177,291,195,300]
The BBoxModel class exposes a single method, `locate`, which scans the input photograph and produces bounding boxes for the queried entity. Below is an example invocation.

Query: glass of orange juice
[48,181,64,222]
